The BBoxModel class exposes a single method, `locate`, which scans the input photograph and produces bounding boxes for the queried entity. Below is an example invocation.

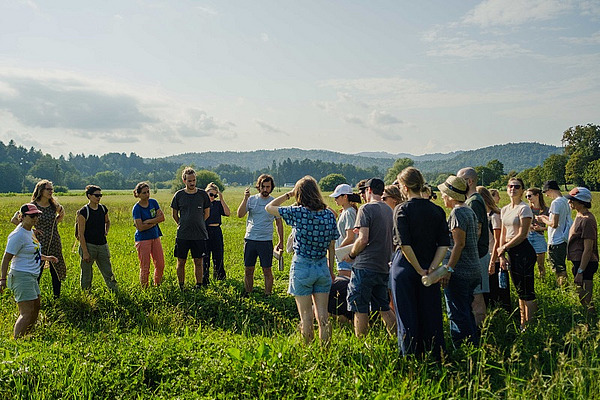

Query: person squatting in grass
[171,167,211,290]
[237,174,284,295]
[77,185,118,291]
[11,179,67,298]
[266,176,339,344]
[1,204,58,338]
[565,187,598,312]
[439,175,481,347]
[391,167,449,358]
[203,182,230,285]
[498,177,537,331]
[132,182,166,287]
[343,178,397,338]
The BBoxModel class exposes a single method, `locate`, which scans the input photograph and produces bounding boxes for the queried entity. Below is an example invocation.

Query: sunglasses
[45,187,54,191]
[525,194,533,198]
[209,193,218,198]
[508,184,521,189]
[91,193,103,198]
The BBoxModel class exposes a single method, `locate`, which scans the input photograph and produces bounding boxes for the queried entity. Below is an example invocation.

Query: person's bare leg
[294,295,315,344]
[176,258,186,288]
[14,298,40,339]
[579,280,594,311]
[537,253,546,277]
[524,300,537,325]
[556,271,567,287]
[518,299,526,329]
[244,266,255,293]
[380,309,397,337]
[354,312,369,337]
[313,292,332,344]
[263,267,274,295]
[472,294,486,327]
[193,257,203,285]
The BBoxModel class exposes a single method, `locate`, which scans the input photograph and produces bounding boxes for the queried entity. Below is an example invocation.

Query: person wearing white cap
[329,184,361,277]
[566,187,597,311]
[1,203,58,338]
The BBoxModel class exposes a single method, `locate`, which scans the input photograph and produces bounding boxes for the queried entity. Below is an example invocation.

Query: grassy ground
[0,188,599,399]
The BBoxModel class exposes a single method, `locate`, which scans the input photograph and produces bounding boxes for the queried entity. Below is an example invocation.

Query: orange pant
[135,237,165,286]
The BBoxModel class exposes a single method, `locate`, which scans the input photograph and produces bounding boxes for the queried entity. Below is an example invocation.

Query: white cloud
[580,0,600,18]
[176,109,235,138]
[255,119,286,134]
[560,31,600,45]
[261,33,270,42]
[368,110,403,126]
[196,6,218,16]
[462,0,572,27]
[426,38,530,59]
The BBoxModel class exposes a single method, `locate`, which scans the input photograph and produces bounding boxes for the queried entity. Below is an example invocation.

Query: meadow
[1,187,600,399]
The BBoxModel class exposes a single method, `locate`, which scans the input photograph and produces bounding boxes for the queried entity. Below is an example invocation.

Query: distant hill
[163,148,395,172]
[162,143,561,175]
[414,142,562,174]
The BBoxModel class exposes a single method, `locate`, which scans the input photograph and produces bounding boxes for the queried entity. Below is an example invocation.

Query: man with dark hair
[237,174,284,295]
[539,180,572,286]
[77,185,118,291]
[457,167,489,327]
[344,178,397,337]
[171,167,211,290]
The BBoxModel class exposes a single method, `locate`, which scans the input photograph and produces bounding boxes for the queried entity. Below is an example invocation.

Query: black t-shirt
[80,204,108,245]
[205,200,225,225]
[393,198,450,268]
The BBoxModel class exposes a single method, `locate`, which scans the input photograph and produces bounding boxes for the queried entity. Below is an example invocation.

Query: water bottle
[421,265,454,287]
[499,269,508,289]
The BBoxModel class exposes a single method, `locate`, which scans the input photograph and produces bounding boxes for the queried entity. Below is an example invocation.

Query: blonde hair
[205,182,219,192]
[294,176,327,211]
[397,167,425,193]
[476,186,500,214]
[384,185,405,204]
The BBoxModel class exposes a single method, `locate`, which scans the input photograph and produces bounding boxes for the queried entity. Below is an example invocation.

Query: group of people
[0,168,597,356]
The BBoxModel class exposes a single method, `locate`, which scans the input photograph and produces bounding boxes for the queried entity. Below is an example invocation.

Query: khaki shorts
[7,270,41,303]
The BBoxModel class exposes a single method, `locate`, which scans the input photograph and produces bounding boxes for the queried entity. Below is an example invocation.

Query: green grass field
[1,187,600,399]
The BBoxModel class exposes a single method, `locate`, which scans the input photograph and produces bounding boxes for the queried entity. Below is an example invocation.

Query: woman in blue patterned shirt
[266,176,339,344]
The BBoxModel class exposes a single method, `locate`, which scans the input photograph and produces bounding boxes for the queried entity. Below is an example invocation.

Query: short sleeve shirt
[446,206,481,279]
[205,200,226,226]
[5,225,42,274]
[568,212,599,262]
[278,206,339,259]
[488,212,501,255]
[501,202,533,241]
[353,201,393,274]
[132,199,162,242]
[548,196,572,245]
[336,207,357,248]
[245,194,279,241]
[465,193,489,258]
[171,189,210,240]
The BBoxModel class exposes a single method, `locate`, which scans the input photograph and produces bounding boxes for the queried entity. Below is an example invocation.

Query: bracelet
[348,253,356,260]
[285,193,290,200]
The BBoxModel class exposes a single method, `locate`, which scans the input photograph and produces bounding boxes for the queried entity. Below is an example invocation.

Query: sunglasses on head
[508,184,521,189]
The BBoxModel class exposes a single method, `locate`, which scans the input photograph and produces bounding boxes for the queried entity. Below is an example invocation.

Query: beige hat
[437,175,468,202]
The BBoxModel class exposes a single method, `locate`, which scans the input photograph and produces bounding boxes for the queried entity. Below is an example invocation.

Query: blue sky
[0,0,598,158]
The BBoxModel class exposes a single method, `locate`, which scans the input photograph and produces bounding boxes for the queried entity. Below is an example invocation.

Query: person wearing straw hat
[438,175,481,347]
[565,187,598,312]
[1,204,58,338]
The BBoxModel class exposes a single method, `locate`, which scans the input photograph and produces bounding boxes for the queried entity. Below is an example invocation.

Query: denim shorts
[336,260,352,272]
[288,254,332,296]
[527,232,547,254]
[7,270,41,303]
[347,268,390,313]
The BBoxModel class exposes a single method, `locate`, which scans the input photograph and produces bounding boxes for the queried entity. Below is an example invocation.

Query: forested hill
[162,148,395,172]
[414,142,562,174]
[163,143,560,174]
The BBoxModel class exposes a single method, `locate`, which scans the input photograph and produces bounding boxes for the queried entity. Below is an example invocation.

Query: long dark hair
[294,176,327,211]
[526,187,548,212]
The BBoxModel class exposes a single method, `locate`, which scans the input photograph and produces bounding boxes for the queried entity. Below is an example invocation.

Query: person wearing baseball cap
[538,180,573,286]
[566,187,598,311]
[1,203,58,338]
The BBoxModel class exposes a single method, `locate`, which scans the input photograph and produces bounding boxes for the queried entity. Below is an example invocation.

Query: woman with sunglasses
[203,182,230,284]
[11,180,67,298]
[1,204,58,338]
[498,178,537,330]
[132,182,166,287]
[525,187,549,278]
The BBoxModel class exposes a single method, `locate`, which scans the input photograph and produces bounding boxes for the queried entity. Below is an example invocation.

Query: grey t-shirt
[336,207,357,248]
[353,201,393,274]
[446,206,480,280]
[171,189,210,240]
[245,194,279,241]
[465,192,489,258]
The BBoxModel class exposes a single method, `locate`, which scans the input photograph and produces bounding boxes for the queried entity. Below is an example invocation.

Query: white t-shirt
[501,201,533,241]
[547,196,572,245]
[488,212,501,254]
[5,225,42,274]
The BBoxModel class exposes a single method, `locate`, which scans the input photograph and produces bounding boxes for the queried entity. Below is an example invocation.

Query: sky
[0,0,598,159]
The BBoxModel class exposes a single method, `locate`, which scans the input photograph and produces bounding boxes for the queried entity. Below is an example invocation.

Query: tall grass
[0,188,599,399]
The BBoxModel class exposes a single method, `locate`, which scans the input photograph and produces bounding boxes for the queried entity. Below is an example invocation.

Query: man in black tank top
[77,185,118,291]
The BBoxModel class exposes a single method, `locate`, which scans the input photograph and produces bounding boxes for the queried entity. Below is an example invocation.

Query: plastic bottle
[421,265,454,287]
[499,269,508,289]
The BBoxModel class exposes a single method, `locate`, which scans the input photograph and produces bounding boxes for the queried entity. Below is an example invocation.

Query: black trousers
[38,262,61,298]
[203,226,226,284]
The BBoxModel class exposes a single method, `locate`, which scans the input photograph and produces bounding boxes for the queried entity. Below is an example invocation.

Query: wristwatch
[577,268,585,275]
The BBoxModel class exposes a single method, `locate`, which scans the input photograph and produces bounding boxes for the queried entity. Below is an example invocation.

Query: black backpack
[74,204,107,240]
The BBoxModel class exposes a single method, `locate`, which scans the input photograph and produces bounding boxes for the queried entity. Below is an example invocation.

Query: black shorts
[507,240,537,301]
[328,276,353,319]
[572,260,599,281]
[174,238,208,259]
[244,239,273,268]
